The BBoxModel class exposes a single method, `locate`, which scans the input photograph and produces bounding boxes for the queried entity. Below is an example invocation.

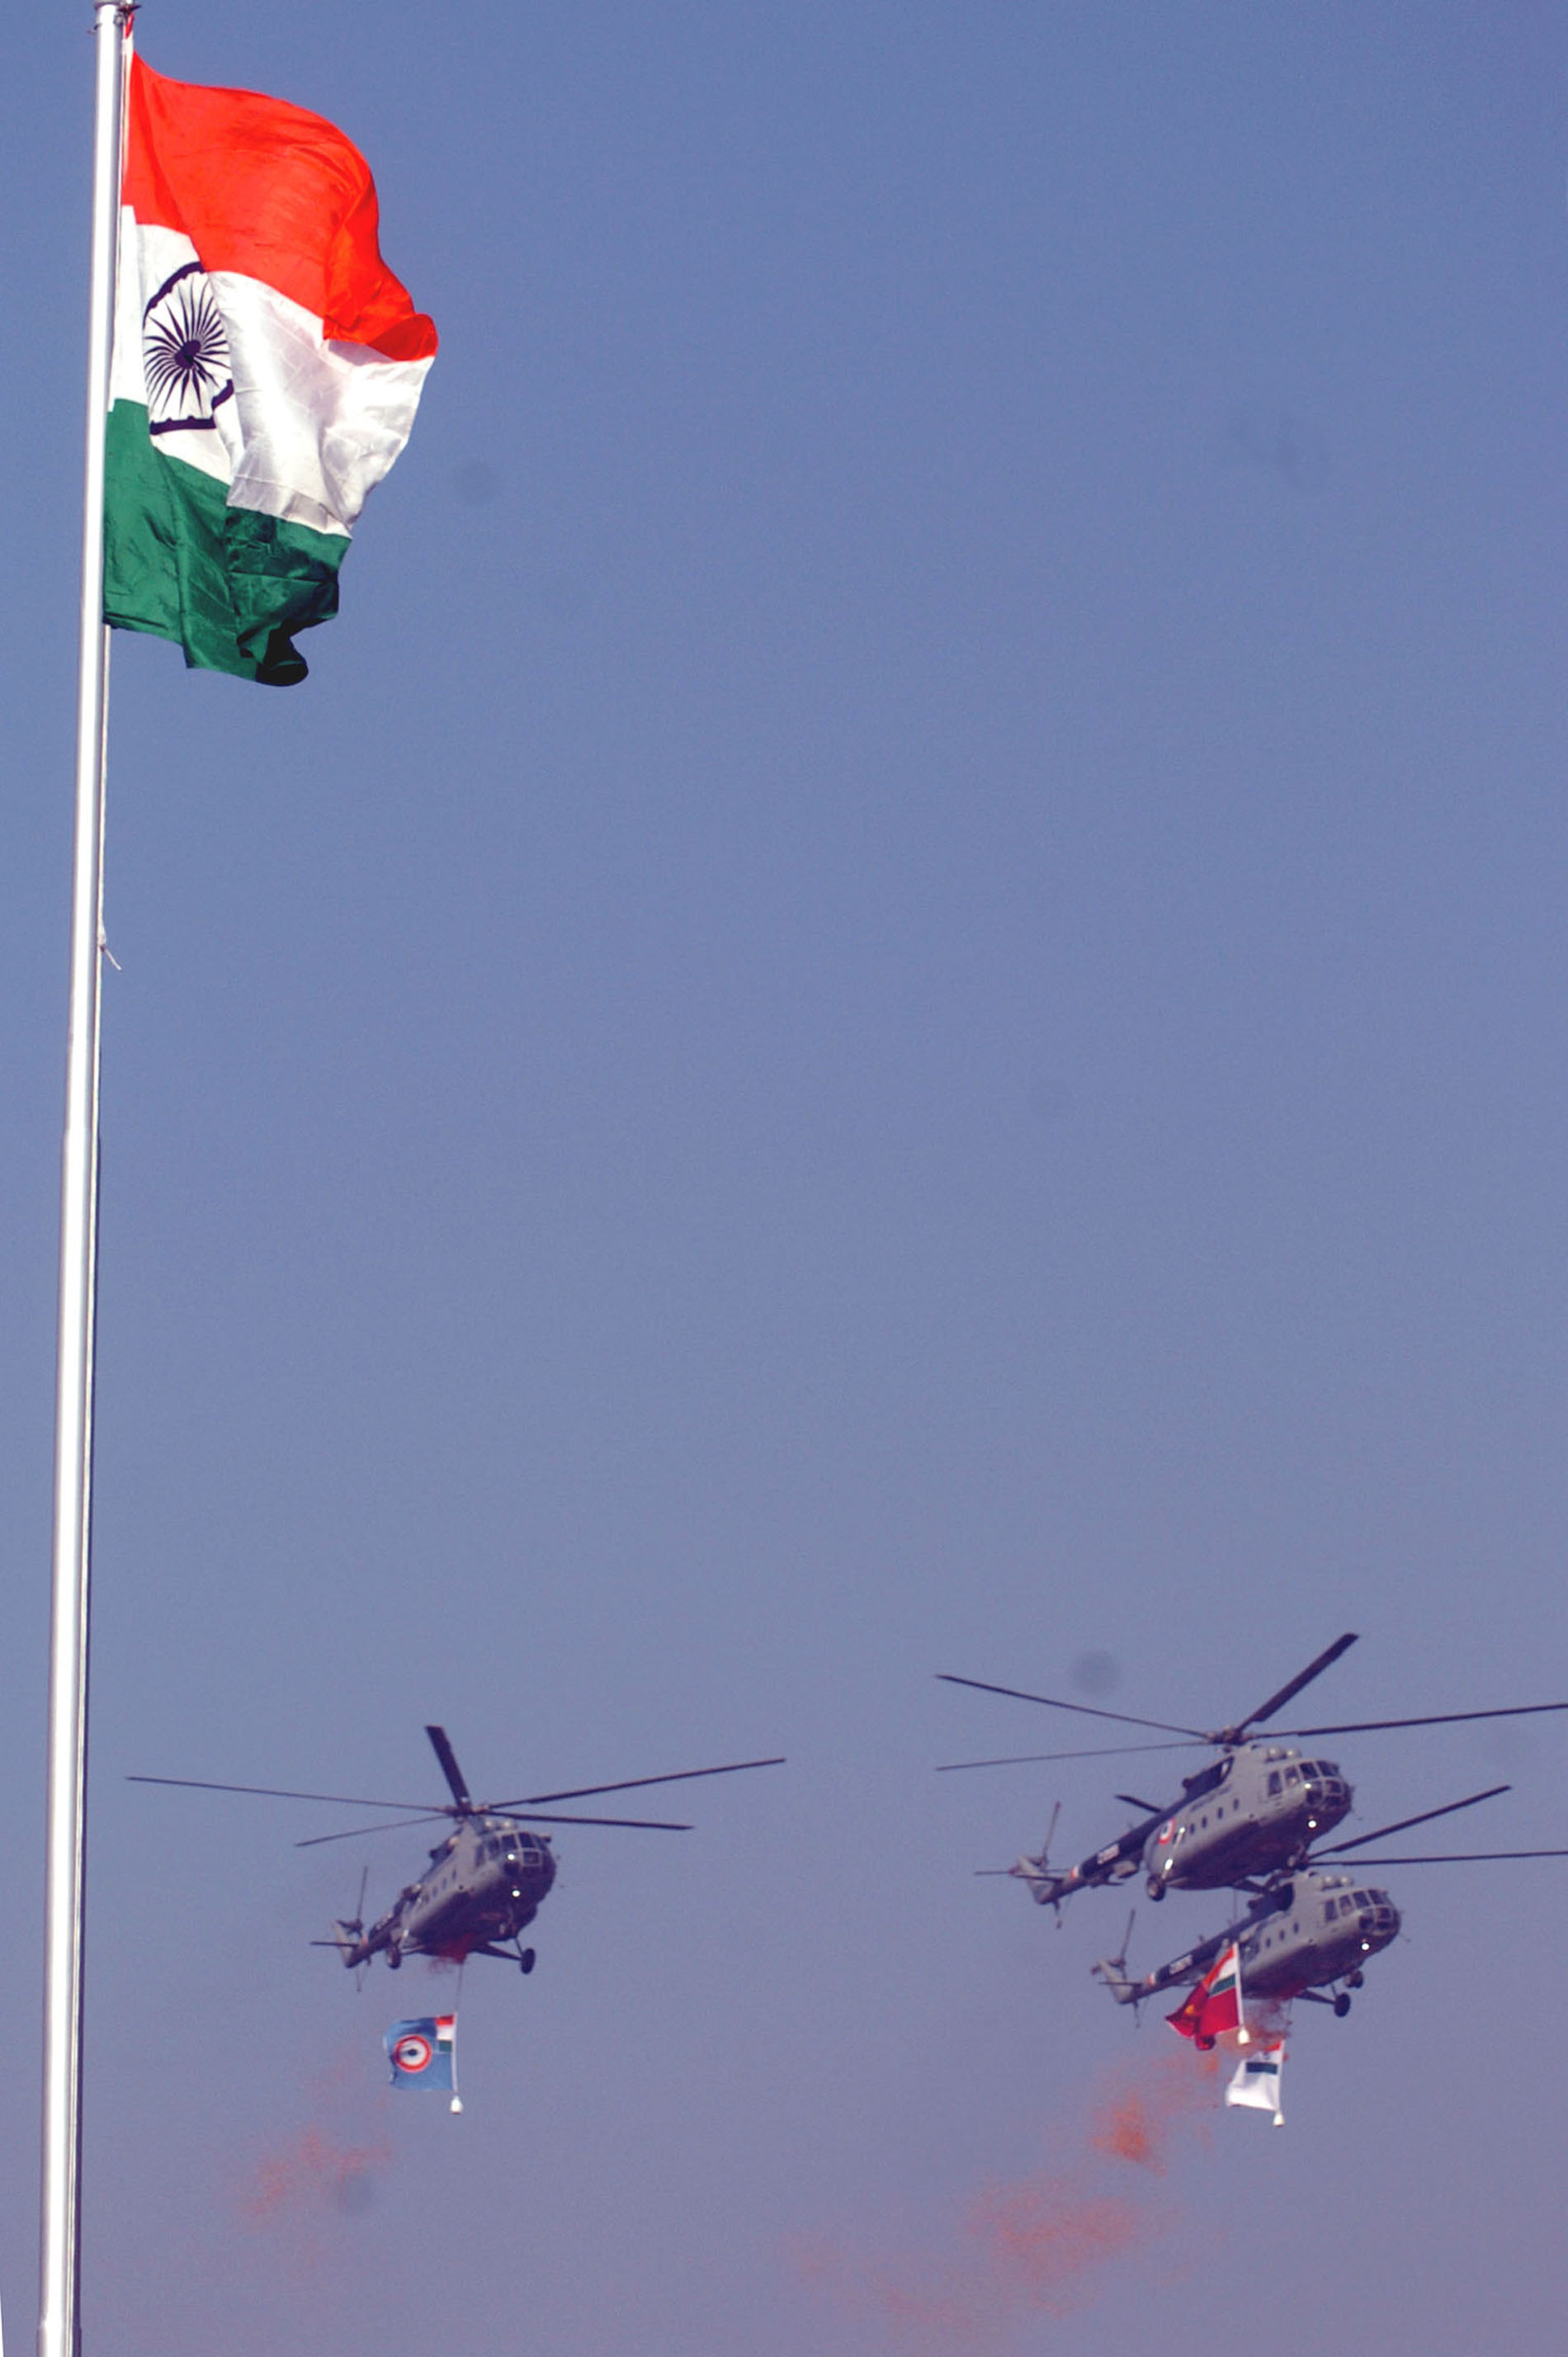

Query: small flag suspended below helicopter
[385,2015,461,2111]
[1167,1942,1245,2046]
[1226,2035,1286,2123]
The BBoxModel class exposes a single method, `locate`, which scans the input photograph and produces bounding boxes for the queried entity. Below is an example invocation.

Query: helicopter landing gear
[1348,1970,1364,1989]
[1145,1876,1166,1901]
[386,1941,402,1972]
[1333,1991,1351,2018]
[518,1947,536,1976]
[1196,2034,1216,2052]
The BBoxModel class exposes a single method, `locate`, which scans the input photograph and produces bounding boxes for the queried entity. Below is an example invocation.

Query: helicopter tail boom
[1010,1855,1069,1906]
[332,1918,372,1968]
[1091,1955,1141,2006]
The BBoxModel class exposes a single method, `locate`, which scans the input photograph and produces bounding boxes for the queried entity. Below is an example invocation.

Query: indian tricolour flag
[1166,1940,1245,2045]
[105,53,436,686]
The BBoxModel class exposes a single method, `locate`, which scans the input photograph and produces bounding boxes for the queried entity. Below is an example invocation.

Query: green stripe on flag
[103,402,347,686]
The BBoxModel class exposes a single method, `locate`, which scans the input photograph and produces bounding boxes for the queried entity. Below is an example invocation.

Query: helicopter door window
[1266,1772,1281,1795]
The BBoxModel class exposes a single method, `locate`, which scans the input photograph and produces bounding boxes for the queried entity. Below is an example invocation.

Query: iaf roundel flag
[105,51,437,686]
[385,2015,456,2093]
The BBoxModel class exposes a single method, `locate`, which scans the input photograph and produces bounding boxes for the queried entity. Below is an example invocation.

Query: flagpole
[40,9,126,2355]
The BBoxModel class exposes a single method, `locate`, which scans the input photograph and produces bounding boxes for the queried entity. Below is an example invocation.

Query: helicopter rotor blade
[1230,1632,1359,1737]
[1326,1849,1568,1864]
[1312,1784,1510,1859]
[129,1774,445,1812]
[937,1740,1200,1772]
[492,1756,786,1809]
[298,1802,704,1844]
[936,1675,1202,1738]
[1115,1793,1164,1813]
[296,1814,453,1849]
[425,1726,473,1811]
[489,1809,692,1830]
[1273,1702,1568,1738]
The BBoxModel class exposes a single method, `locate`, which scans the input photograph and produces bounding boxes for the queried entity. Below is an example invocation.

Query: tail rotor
[332,1865,371,1984]
[1004,1800,1065,1909]
[1092,1912,1141,2009]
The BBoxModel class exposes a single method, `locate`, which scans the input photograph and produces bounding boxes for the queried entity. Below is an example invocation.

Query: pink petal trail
[798,2045,1222,2350]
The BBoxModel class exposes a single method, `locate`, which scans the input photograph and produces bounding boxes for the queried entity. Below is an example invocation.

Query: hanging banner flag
[105,52,437,684]
[1226,2037,1286,2124]
[1166,1941,1245,2047]
[385,2014,460,2109]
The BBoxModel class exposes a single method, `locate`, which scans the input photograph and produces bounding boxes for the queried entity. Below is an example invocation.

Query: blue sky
[3,5,1568,2351]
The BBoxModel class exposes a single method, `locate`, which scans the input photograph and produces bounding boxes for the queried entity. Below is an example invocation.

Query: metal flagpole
[40,9,127,2355]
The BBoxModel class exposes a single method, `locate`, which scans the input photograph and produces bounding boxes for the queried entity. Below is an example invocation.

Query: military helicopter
[131,1724,784,1974]
[941,1632,1568,1909]
[1090,1783,1568,2029]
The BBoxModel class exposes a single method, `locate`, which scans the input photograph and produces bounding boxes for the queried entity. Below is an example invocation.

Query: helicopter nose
[1358,1896,1400,1954]
[1303,1772,1351,1831]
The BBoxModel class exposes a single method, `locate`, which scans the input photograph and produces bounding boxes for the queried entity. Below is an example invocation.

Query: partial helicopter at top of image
[937,1632,1568,1908]
[131,1724,784,1978]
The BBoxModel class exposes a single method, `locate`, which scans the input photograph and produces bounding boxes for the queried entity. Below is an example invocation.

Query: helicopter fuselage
[338,1816,557,1970]
[1013,1742,1353,1907]
[1142,1744,1352,1894]
[1094,1868,1401,2016]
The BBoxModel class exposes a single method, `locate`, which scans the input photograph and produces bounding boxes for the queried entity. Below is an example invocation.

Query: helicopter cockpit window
[1284,1765,1300,1785]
